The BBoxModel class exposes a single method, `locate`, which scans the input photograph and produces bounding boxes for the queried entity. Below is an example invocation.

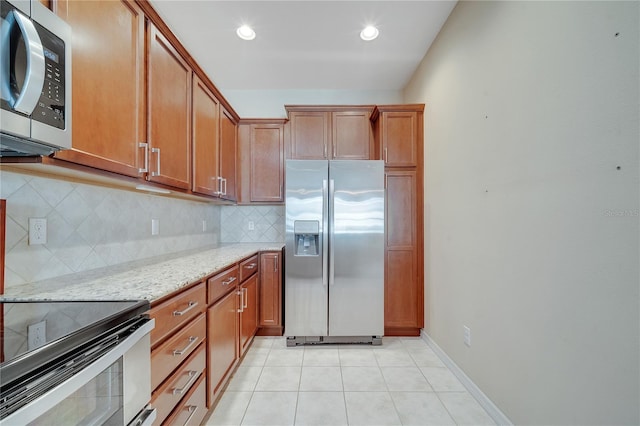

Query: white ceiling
[148,1,457,92]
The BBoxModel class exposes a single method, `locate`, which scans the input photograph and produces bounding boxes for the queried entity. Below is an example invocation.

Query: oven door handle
[4,318,155,426]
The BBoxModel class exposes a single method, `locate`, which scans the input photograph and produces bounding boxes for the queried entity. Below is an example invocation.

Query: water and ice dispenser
[293,220,319,256]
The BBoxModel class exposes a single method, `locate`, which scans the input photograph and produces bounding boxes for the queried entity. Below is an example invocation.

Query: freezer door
[285,160,329,337]
[329,160,385,336]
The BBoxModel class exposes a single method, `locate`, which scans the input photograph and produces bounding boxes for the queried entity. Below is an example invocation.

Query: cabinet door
[382,111,418,167]
[332,111,371,160]
[239,275,258,355]
[289,111,329,159]
[384,170,421,329]
[53,0,145,177]
[250,124,284,202]
[147,24,191,189]
[259,252,282,331]
[219,107,237,201]
[192,76,220,196]
[207,289,238,404]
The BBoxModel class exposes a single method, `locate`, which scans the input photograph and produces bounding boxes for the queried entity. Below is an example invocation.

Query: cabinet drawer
[239,255,258,282]
[164,374,207,426]
[150,282,206,348]
[151,344,205,426]
[151,313,206,390]
[208,265,239,304]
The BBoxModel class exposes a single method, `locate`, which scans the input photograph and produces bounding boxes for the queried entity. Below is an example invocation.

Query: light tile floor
[202,336,496,426]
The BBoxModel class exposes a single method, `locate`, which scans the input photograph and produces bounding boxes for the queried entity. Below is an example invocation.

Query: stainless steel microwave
[0,0,71,156]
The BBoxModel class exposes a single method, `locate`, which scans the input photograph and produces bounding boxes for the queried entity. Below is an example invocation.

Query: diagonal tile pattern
[204,337,496,426]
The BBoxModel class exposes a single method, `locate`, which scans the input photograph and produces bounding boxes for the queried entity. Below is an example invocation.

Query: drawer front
[150,282,206,348]
[164,374,207,426]
[151,345,206,426]
[239,255,258,283]
[207,265,239,304]
[151,313,206,390]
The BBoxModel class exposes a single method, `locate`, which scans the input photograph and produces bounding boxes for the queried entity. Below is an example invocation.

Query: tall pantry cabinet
[373,105,425,336]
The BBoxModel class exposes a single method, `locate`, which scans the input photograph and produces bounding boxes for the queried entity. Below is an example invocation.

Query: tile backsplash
[1,170,220,289]
[220,205,285,243]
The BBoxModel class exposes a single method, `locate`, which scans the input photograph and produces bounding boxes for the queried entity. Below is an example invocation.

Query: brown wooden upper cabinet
[147,23,192,190]
[373,105,424,168]
[53,0,146,178]
[192,75,220,197]
[219,106,238,202]
[286,106,374,160]
[238,120,285,204]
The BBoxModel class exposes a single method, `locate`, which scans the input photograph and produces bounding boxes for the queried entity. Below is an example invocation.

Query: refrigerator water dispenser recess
[293,220,319,256]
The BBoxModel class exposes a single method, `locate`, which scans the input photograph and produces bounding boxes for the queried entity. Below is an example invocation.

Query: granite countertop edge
[1,243,284,303]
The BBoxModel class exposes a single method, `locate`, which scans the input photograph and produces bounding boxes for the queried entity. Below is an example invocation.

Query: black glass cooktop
[0,300,149,379]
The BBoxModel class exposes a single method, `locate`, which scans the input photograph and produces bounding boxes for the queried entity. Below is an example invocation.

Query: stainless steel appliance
[0,0,71,156]
[285,160,385,346]
[0,300,156,425]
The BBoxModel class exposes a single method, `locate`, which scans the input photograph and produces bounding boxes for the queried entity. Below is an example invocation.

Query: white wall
[404,1,639,424]
[224,89,402,118]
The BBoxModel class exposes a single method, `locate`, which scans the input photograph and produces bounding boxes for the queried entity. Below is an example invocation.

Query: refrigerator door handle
[322,179,329,287]
[329,179,335,286]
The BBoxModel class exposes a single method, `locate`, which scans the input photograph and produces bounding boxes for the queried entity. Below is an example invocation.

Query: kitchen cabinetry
[218,106,238,201]
[147,23,192,190]
[207,266,239,405]
[53,0,146,178]
[257,251,283,336]
[238,120,286,204]
[286,106,374,160]
[375,104,425,336]
[163,374,207,426]
[149,282,206,425]
[239,274,258,355]
[192,75,220,197]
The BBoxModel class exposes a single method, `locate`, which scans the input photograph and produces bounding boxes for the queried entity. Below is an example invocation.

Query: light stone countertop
[1,243,284,302]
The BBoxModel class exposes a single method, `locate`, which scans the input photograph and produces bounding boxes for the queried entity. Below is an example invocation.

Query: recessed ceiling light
[236,25,256,41]
[360,25,379,41]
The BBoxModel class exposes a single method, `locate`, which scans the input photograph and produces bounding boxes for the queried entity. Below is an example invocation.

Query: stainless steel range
[0,300,155,425]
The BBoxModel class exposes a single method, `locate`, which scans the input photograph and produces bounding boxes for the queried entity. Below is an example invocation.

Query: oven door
[2,319,155,426]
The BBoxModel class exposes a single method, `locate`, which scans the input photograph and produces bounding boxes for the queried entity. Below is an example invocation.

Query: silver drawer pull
[222,276,237,286]
[245,263,256,270]
[183,405,198,426]
[173,336,198,356]
[173,301,198,316]
[172,370,199,395]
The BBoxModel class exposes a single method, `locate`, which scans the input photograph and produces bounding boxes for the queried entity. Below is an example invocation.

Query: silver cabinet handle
[172,370,199,395]
[173,301,198,316]
[138,142,149,173]
[324,143,327,159]
[237,289,244,313]
[183,406,198,426]
[173,336,198,356]
[222,276,236,286]
[222,178,227,196]
[151,147,161,177]
[213,176,221,195]
[274,256,278,272]
[3,10,45,114]
[384,147,388,163]
[243,287,248,309]
[245,263,257,270]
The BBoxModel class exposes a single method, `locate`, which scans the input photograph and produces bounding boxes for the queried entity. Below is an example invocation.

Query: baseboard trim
[420,330,513,426]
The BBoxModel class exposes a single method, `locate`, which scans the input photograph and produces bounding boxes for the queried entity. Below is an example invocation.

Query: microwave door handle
[8,10,45,115]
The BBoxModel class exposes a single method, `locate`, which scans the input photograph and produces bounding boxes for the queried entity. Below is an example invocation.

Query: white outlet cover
[28,218,47,245]
[202,220,207,232]
[463,325,471,347]
[151,219,159,235]
[248,221,255,231]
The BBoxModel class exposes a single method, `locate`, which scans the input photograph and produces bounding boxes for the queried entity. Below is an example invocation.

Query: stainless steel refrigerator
[285,160,384,346]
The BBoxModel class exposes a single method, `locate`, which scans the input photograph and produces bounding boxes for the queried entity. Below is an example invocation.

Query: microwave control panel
[32,21,66,130]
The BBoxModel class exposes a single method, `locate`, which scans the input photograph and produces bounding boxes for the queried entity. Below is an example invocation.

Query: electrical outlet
[463,325,471,347]
[28,218,47,245]
[248,221,255,231]
[28,320,46,350]
[151,219,159,236]
[202,220,207,232]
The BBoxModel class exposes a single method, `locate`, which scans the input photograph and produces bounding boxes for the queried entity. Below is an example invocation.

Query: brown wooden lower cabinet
[207,287,238,406]
[257,251,283,336]
[163,374,207,426]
